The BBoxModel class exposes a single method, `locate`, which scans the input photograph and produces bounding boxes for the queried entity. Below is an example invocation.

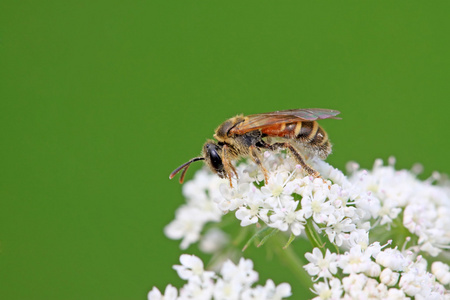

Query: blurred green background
[1,1,449,299]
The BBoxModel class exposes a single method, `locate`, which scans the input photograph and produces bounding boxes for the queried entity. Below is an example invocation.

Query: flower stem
[305,218,324,251]
[272,234,313,294]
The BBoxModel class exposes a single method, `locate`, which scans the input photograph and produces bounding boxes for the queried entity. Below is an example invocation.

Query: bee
[169,108,341,186]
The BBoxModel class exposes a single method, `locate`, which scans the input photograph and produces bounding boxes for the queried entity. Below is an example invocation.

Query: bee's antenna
[169,157,205,183]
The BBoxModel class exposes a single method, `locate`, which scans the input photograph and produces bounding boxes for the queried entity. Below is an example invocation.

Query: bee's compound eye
[208,146,223,171]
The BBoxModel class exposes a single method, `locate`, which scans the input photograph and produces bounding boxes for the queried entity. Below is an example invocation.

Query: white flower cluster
[164,171,225,249]
[166,153,370,250]
[163,152,450,298]
[166,153,450,256]
[304,244,450,299]
[347,158,450,256]
[148,254,291,300]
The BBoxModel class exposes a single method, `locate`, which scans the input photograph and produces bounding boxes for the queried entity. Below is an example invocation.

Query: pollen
[311,201,322,213]
[272,185,284,197]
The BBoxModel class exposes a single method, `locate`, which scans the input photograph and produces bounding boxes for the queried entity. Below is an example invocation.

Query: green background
[1,1,449,299]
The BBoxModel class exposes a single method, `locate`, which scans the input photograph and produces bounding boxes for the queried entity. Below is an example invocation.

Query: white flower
[148,285,178,300]
[199,228,229,254]
[380,268,400,286]
[375,248,409,271]
[302,189,334,224]
[344,228,369,250]
[311,278,342,300]
[178,279,214,300]
[262,279,292,300]
[163,154,450,299]
[338,245,372,274]
[304,248,338,279]
[397,257,446,299]
[342,273,368,295]
[165,170,224,249]
[268,199,305,235]
[173,254,215,282]
[431,261,450,285]
[218,181,249,212]
[213,278,243,300]
[261,172,296,208]
[378,200,402,226]
[325,212,356,246]
[362,278,388,299]
[398,268,425,297]
[364,261,381,278]
[149,254,291,300]
[349,159,450,256]
[235,185,268,226]
[386,288,410,300]
[220,258,259,287]
[164,206,210,249]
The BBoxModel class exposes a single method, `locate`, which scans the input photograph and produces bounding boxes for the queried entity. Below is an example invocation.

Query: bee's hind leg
[261,142,320,178]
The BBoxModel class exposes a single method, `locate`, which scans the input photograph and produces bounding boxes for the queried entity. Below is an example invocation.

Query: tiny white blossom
[199,228,229,254]
[386,288,410,300]
[261,172,296,208]
[364,261,381,277]
[220,258,259,287]
[431,261,450,285]
[164,206,210,249]
[362,278,389,299]
[304,248,338,279]
[378,200,402,225]
[262,279,292,300]
[302,189,334,224]
[173,254,214,282]
[375,248,409,271]
[217,181,251,212]
[380,267,400,286]
[344,228,370,250]
[311,278,342,300]
[235,185,268,226]
[213,278,243,300]
[148,285,178,300]
[342,273,368,297]
[178,279,214,300]
[338,245,372,274]
[268,199,305,235]
[325,212,356,246]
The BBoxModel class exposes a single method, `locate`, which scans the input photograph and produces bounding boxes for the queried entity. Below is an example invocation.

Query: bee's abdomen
[261,121,331,158]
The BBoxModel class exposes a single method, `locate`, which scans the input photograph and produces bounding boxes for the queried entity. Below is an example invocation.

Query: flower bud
[380,268,399,286]
[365,262,381,277]
[431,261,450,285]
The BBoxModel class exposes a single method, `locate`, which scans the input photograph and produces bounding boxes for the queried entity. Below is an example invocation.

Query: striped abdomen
[261,121,331,159]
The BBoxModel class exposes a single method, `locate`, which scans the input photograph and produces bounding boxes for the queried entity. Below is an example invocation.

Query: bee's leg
[222,145,238,187]
[262,142,320,178]
[249,145,269,184]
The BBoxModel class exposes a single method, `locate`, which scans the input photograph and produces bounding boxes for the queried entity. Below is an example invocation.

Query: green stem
[305,218,324,251]
[272,234,313,294]
[242,226,272,251]
[233,226,250,246]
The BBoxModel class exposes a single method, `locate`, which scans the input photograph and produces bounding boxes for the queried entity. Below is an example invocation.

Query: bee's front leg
[222,145,238,187]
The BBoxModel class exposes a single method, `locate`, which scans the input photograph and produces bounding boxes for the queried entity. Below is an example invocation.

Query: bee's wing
[229,108,340,135]
[263,108,341,120]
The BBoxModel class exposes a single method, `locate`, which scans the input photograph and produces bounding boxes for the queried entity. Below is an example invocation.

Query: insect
[169,108,341,186]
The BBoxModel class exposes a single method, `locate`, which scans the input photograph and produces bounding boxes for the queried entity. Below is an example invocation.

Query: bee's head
[169,140,225,184]
[202,141,225,178]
